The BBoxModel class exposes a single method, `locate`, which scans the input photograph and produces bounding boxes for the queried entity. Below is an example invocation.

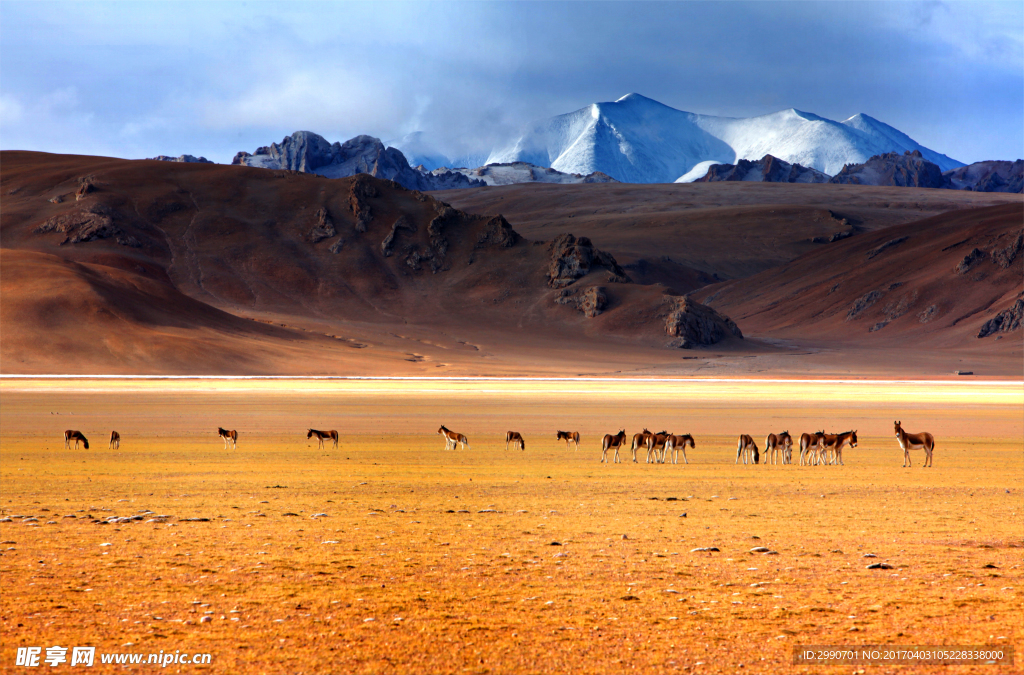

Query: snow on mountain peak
[487,96,963,182]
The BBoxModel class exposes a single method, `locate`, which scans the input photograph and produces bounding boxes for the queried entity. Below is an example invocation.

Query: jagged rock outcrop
[955,248,987,275]
[475,215,519,249]
[381,215,415,257]
[865,236,909,260]
[555,286,607,318]
[232,131,485,191]
[695,154,828,183]
[846,290,885,320]
[309,207,336,243]
[943,160,1023,193]
[978,297,1023,338]
[546,234,630,288]
[34,204,140,247]
[149,155,214,164]
[75,177,95,201]
[992,231,1023,269]
[664,296,742,348]
[348,175,376,233]
[829,150,945,188]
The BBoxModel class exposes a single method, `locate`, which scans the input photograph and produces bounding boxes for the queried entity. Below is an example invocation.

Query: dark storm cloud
[1,1,1020,164]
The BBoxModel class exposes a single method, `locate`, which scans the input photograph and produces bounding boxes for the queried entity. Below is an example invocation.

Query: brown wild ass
[646,431,671,463]
[818,430,857,465]
[601,429,627,463]
[556,430,580,450]
[735,434,759,464]
[438,425,470,450]
[505,431,525,451]
[764,431,792,465]
[894,421,935,467]
[664,434,695,464]
[218,427,238,450]
[799,431,825,465]
[64,430,89,450]
[307,428,339,450]
[630,429,653,463]
[108,430,120,450]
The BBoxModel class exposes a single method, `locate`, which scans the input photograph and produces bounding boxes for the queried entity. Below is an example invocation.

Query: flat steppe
[1,378,1020,674]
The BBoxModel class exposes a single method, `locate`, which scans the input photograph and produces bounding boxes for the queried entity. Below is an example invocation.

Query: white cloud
[201,68,406,137]
[0,94,23,125]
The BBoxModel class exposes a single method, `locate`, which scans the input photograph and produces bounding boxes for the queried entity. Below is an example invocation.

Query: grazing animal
[799,431,825,465]
[64,430,89,450]
[506,431,525,451]
[307,428,339,450]
[818,430,857,465]
[108,430,120,450]
[894,421,934,467]
[438,425,470,450]
[763,431,792,465]
[218,427,238,450]
[556,430,580,450]
[735,434,759,464]
[665,434,695,464]
[630,428,653,463]
[646,431,671,463]
[601,429,627,463]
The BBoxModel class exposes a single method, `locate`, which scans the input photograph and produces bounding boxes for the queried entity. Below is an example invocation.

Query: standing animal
[646,431,671,463]
[438,425,469,450]
[505,431,525,451]
[664,434,695,464]
[108,430,120,450]
[630,428,653,463]
[556,430,580,450]
[307,428,339,450]
[601,429,627,463]
[894,421,934,467]
[818,430,857,465]
[218,427,238,450]
[64,430,89,450]
[763,431,792,465]
[735,434,759,464]
[799,431,825,465]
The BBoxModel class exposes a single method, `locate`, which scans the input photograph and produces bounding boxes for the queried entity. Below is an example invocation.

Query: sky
[1,1,1021,166]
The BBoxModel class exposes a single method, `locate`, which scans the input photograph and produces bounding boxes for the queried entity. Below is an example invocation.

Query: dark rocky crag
[829,150,945,188]
[232,131,484,192]
[695,154,828,184]
[978,296,1024,338]
[943,160,1024,194]
[664,296,743,349]
[546,233,630,288]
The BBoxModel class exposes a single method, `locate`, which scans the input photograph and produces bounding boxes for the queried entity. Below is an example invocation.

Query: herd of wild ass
[59,421,935,467]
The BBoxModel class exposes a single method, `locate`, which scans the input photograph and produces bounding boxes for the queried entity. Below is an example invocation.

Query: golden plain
[1,379,1021,674]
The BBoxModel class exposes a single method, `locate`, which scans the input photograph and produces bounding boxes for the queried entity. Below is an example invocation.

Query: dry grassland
[1,379,1021,674]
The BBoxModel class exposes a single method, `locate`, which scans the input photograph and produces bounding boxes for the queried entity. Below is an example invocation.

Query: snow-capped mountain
[486,93,963,183]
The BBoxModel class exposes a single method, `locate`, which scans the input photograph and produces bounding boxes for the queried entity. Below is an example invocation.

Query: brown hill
[691,203,1023,352]
[442,181,1020,282]
[1,151,743,375]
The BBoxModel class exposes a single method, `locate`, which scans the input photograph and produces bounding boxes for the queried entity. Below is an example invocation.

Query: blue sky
[1,1,1021,165]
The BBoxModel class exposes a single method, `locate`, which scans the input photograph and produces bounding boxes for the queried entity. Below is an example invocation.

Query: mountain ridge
[485,93,963,182]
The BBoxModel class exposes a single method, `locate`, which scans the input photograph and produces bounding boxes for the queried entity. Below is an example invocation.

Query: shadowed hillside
[1,151,743,374]
[692,203,1023,351]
